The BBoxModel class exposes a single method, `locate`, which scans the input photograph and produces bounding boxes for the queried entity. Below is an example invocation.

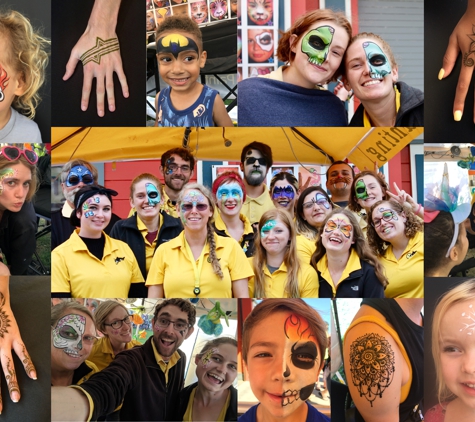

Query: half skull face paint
[261,219,277,238]
[0,168,15,195]
[363,41,392,79]
[156,33,200,58]
[301,25,335,66]
[0,64,9,102]
[82,196,100,218]
[355,179,369,200]
[201,347,219,368]
[145,183,160,206]
[52,314,86,356]
[324,216,353,239]
[217,182,243,203]
[460,303,475,335]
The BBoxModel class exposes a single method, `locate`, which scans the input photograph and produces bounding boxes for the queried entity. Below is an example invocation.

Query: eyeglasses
[372,209,398,228]
[66,173,94,187]
[54,325,98,345]
[181,203,209,212]
[166,164,191,174]
[302,193,330,210]
[245,157,267,166]
[104,315,132,329]
[155,317,190,331]
[0,146,38,165]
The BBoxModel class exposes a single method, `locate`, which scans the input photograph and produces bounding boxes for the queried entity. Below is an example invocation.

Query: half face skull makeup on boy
[301,25,335,66]
[145,183,161,206]
[363,41,392,79]
[52,314,86,356]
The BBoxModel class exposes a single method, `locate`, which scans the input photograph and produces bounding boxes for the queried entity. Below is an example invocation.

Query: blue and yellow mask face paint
[355,179,369,200]
[145,183,160,206]
[217,182,243,203]
[156,33,200,58]
[363,41,392,79]
[301,25,335,66]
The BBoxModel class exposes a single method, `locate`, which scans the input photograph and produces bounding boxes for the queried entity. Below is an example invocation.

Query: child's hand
[334,80,353,102]
[63,30,129,117]
[438,0,475,122]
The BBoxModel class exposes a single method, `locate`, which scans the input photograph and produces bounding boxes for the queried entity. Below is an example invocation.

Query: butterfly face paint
[156,34,200,58]
[260,219,277,238]
[52,314,86,355]
[460,303,475,335]
[145,183,160,206]
[324,216,353,239]
[201,347,218,368]
[217,183,243,203]
[363,41,392,79]
[355,179,369,200]
[0,168,15,195]
[301,25,335,66]
[0,64,9,102]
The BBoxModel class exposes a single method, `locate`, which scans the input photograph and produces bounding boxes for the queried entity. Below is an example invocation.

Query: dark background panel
[425,1,475,140]
[51,0,145,127]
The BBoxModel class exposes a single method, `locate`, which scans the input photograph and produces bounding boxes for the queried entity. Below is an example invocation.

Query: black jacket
[80,337,186,422]
[318,259,385,298]
[171,382,237,421]
[110,212,183,296]
[349,81,424,127]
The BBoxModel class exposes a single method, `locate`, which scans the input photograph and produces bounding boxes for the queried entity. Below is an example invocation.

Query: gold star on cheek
[80,37,120,66]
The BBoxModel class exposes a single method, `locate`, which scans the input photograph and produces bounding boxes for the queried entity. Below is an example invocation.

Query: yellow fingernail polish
[438,68,445,80]
[454,110,463,121]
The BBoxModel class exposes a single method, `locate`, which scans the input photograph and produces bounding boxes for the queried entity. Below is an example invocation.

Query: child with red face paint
[240,298,330,422]
[0,10,49,142]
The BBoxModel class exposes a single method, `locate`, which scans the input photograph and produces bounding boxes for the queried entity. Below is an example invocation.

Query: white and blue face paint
[145,183,161,206]
[217,182,243,203]
[66,165,94,187]
[363,41,392,79]
[261,219,277,238]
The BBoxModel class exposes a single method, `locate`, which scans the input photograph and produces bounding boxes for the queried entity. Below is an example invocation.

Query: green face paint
[363,41,391,79]
[261,219,277,238]
[301,25,335,66]
[355,179,369,200]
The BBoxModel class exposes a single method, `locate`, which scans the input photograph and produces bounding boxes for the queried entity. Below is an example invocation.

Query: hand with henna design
[62,0,129,117]
[438,0,475,122]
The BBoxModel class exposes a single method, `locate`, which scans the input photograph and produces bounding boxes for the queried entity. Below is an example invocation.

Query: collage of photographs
[0,0,474,421]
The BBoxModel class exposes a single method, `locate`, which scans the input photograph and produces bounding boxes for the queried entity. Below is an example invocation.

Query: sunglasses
[245,157,267,166]
[181,203,209,212]
[66,173,94,187]
[0,146,38,165]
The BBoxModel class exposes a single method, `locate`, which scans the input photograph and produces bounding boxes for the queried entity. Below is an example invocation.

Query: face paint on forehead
[0,64,9,102]
[217,182,243,201]
[363,41,392,79]
[314,193,330,209]
[145,182,161,206]
[272,185,295,200]
[52,314,86,352]
[156,33,200,59]
[260,219,277,238]
[201,347,218,368]
[324,217,353,238]
[301,25,335,66]
[460,303,475,335]
[0,168,16,195]
[355,179,369,200]
[284,314,316,342]
[182,190,206,204]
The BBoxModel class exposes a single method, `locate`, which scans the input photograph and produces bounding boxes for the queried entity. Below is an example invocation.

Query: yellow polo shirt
[214,212,254,240]
[146,232,254,298]
[136,214,162,274]
[296,234,317,265]
[241,186,275,225]
[52,230,144,298]
[88,337,142,372]
[248,259,319,298]
[379,230,423,298]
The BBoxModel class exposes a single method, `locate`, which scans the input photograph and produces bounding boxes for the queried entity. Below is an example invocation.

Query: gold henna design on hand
[5,357,19,396]
[80,37,120,66]
[20,344,35,375]
[349,333,395,407]
[464,24,475,67]
[0,293,11,339]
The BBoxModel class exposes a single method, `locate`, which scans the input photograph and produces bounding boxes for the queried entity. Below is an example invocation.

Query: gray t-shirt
[0,108,42,142]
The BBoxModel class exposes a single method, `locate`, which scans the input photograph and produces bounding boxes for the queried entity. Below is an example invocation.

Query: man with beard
[325,161,355,207]
[51,298,196,421]
[51,159,121,249]
[240,142,275,225]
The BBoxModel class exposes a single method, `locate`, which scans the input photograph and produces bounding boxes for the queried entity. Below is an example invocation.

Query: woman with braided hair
[146,183,252,298]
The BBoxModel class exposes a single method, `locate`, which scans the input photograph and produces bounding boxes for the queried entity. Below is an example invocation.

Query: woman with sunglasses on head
[311,208,387,298]
[51,301,99,387]
[295,186,335,265]
[52,159,122,250]
[0,145,40,275]
[367,200,423,298]
[146,183,253,298]
[52,185,144,298]
[269,172,300,219]
[110,174,183,297]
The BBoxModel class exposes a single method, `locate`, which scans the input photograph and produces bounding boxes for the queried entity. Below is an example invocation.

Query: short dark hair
[240,142,273,168]
[153,298,196,327]
[155,15,203,50]
[161,147,195,171]
[326,161,355,180]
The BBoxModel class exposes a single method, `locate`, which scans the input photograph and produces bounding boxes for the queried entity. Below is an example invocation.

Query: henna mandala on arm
[80,37,120,66]
[349,333,395,407]
[0,293,11,338]
[20,344,36,375]
[5,356,19,395]
[463,24,475,67]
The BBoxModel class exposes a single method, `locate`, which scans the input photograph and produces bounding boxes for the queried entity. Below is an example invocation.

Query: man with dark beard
[239,142,275,225]
[51,159,121,249]
[51,298,196,421]
[325,161,355,207]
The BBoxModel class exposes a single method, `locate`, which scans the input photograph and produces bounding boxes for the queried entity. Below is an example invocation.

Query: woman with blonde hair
[249,208,318,298]
[146,183,252,298]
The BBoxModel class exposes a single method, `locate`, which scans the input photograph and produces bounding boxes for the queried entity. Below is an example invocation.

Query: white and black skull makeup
[52,314,86,357]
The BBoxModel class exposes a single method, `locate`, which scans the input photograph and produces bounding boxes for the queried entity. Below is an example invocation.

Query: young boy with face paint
[153,15,233,127]
[240,299,330,422]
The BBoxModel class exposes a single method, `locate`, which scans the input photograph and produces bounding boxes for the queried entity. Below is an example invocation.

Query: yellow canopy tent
[52,126,423,168]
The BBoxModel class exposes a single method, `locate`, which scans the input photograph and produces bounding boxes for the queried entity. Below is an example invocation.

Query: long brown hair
[347,171,389,213]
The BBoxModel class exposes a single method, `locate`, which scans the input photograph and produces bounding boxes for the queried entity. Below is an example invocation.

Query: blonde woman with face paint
[146,183,253,298]
[311,208,387,298]
[172,337,238,421]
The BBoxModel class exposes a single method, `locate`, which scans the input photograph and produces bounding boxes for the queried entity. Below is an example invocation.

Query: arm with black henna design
[343,322,405,422]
